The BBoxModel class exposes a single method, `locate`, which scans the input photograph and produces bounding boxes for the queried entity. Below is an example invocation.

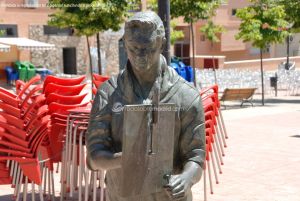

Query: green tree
[170,0,222,86]
[146,0,184,46]
[279,0,300,32]
[278,0,300,70]
[48,0,129,76]
[170,21,184,45]
[200,20,225,83]
[236,0,289,105]
[0,19,5,36]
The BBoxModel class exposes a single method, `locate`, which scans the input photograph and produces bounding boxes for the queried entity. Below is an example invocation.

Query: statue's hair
[124,11,165,41]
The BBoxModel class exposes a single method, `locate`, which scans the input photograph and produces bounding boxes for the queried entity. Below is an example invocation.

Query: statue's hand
[164,173,192,200]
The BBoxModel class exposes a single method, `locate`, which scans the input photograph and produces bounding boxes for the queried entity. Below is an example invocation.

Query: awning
[0,43,10,52]
[0,37,55,51]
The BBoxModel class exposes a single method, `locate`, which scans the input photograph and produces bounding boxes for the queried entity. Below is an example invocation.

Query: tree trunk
[260,48,265,106]
[86,36,94,99]
[212,55,217,84]
[96,33,102,75]
[286,35,290,70]
[190,22,196,87]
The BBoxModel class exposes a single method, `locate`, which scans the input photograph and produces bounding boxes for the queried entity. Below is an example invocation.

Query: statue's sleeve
[179,95,206,169]
[87,85,113,164]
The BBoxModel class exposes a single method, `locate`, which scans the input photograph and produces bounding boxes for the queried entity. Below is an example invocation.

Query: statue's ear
[161,36,166,52]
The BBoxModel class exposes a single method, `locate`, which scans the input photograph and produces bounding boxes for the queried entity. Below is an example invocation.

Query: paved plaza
[1,93,300,201]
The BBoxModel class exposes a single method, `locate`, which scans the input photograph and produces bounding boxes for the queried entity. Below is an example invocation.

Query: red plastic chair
[44,83,86,97]
[92,74,109,82]
[93,79,108,89]
[46,93,87,105]
[43,75,85,91]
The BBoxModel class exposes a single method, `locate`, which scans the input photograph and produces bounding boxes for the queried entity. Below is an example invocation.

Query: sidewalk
[1,94,300,201]
[192,94,300,201]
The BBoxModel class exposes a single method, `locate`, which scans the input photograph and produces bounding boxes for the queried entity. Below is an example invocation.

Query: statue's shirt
[87,61,205,201]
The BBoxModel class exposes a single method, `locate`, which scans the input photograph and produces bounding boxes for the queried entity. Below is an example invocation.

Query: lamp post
[286,34,293,70]
[158,0,171,65]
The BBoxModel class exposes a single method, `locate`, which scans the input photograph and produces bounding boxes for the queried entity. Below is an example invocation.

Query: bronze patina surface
[87,11,206,201]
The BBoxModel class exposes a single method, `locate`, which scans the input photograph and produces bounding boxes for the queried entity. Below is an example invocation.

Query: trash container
[15,61,27,81]
[26,62,36,81]
[270,73,278,96]
[270,76,278,88]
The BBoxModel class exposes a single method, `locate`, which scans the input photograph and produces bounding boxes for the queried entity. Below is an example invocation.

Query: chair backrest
[46,93,87,105]
[43,75,85,91]
[44,83,86,97]
[48,101,90,115]
[92,73,110,82]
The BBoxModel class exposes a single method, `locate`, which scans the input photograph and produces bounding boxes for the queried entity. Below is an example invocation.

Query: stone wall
[29,25,123,76]
[90,29,124,76]
[29,25,88,75]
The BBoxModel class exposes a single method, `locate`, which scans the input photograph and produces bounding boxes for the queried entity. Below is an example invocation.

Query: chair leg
[218,109,228,139]
[213,142,223,171]
[210,151,219,184]
[79,131,84,201]
[203,163,207,201]
[207,159,213,194]
[217,116,227,148]
[31,182,35,201]
[22,176,28,201]
[93,172,97,201]
[215,124,225,156]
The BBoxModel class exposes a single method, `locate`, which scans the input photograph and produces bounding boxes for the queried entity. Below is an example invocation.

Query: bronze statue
[87,11,206,201]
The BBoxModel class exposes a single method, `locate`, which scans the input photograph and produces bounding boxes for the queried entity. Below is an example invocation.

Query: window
[200,35,206,42]
[174,42,190,65]
[24,0,39,8]
[250,47,270,55]
[43,25,73,36]
[0,24,18,37]
[232,9,237,16]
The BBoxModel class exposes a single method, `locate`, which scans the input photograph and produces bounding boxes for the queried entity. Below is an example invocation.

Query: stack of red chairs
[92,73,109,95]
[42,75,88,163]
[200,85,228,201]
[0,75,52,200]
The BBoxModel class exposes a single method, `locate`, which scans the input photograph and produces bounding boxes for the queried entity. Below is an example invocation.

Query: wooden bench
[220,88,257,108]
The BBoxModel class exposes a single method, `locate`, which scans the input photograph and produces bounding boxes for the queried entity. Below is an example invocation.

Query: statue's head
[123,11,166,72]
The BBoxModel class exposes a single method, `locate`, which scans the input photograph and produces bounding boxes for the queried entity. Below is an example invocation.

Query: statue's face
[125,34,163,72]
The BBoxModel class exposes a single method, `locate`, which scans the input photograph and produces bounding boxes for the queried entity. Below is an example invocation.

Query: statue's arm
[179,94,206,182]
[165,95,206,199]
[86,87,122,171]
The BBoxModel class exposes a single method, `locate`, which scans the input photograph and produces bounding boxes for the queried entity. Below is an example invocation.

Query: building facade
[0,0,122,77]
[172,0,300,69]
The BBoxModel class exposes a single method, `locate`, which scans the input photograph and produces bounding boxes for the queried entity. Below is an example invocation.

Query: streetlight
[285,24,293,70]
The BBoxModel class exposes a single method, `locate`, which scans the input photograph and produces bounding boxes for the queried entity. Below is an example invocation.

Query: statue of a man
[87,11,206,201]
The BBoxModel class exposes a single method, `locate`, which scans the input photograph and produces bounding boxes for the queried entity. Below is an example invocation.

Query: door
[63,47,77,74]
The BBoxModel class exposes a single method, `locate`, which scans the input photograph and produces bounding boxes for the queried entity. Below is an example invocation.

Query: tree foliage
[0,19,4,36]
[235,0,289,49]
[48,0,129,36]
[170,0,221,23]
[279,0,300,32]
[170,21,184,45]
[200,20,225,44]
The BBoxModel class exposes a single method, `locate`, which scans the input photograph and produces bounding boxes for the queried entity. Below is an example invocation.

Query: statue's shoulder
[167,66,200,98]
[97,74,119,97]
[167,67,200,108]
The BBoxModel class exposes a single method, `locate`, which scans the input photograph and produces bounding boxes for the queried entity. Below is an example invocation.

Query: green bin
[14,61,27,81]
[24,61,36,81]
